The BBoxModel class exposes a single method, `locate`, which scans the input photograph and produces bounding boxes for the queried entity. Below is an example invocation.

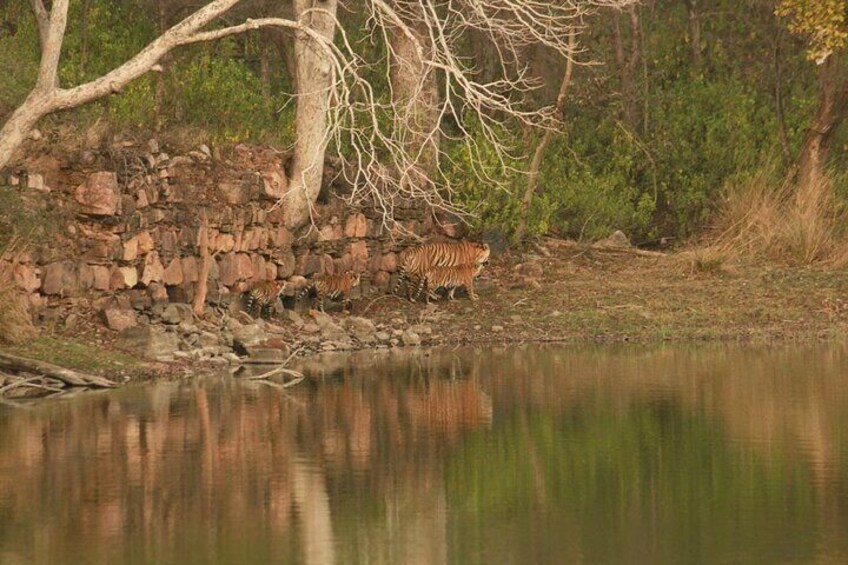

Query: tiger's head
[344,271,361,288]
[474,242,491,266]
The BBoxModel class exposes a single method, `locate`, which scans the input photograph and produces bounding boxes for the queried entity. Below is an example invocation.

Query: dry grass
[0,237,37,345]
[713,165,848,266]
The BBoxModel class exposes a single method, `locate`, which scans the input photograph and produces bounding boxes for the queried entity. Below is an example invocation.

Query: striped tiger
[296,271,361,312]
[393,241,490,300]
[244,280,286,319]
[410,263,485,303]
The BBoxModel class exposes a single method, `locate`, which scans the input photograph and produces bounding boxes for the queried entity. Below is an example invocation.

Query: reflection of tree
[0,345,847,563]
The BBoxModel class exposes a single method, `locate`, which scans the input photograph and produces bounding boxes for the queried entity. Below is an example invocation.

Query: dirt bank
[4,236,848,385]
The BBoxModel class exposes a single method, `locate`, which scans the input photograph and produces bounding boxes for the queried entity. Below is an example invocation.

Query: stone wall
[4,142,453,329]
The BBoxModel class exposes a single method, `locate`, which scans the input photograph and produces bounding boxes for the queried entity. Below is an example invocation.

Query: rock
[181,256,199,283]
[219,180,252,205]
[344,213,367,238]
[372,271,391,293]
[75,172,119,216]
[91,266,110,291]
[12,263,41,293]
[375,331,391,342]
[231,323,267,351]
[516,261,544,279]
[492,325,504,333]
[102,308,138,332]
[196,331,219,348]
[311,310,335,329]
[594,230,631,248]
[148,282,169,303]
[409,324,432,335]
[111,266,139,290]
[244,346,289,363]
[261,169,288,199]
[117,325,180,359]
[27,173,49,192]
[281,310,304,326]
[41,261,79,296]
[402,330,421,346]
[344,316,377,343]
[303,323,320,334]
[379,253,398,272]
[161,303,194,325]
[349,240,369,270]
[141,252,165,285]
[163,258,184,286]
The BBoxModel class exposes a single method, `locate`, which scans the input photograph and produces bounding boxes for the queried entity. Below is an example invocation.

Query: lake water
[1,344,847,564]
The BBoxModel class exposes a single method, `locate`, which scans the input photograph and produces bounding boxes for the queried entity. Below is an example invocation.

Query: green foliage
[777,0,848,62]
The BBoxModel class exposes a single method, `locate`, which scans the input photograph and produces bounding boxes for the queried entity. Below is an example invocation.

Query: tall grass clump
[712,162,848,265]
[0,237,36,345]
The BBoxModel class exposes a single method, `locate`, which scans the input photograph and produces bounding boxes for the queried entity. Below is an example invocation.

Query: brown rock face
[345,213,367,238]
[92,266,111,291]
[102,308,138,332]
[219,181,252,205]
[110,266,139,290]
[41,261,79,296]
[75,172,120,216]
[163,258,184,286]
[261,168,288,199]
[181,256,199,283]
[12,263,41,293]
[350,241,369,271]
[141,252,165,285]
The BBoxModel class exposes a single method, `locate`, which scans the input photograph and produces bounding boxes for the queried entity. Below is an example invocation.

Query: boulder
[41,261,79,296]
[116,325,180,359]
[102,308,138,332]
[75,172,119,216]
[141,252,165,285]
[161,303,194,325]
[231,323,267,350]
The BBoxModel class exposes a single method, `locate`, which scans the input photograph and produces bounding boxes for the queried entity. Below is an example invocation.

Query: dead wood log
[0,352,117,388]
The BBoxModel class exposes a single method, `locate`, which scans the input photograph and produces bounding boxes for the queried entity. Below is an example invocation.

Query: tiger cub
[411,263,485,303]
[296,271,361,312]
[394,241,490,299]
[244,280,286,319]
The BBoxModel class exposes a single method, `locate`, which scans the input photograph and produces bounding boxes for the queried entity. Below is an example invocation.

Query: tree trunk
[613,8,641,132]
[795,56,848,204]
[0,0,266,171]
[514,31,577,243]
[684,0,701,70]
[0,90,55,169]
[259,28,272,107]
[389,12,440,173]
[283,0,338,229]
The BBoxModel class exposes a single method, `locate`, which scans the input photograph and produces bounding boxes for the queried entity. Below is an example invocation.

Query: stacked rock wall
[4,143,450,328]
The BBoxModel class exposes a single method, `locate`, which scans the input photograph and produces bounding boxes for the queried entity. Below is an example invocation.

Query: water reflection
[0,345,847,564]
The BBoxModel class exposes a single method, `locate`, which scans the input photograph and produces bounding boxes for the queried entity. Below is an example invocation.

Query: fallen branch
[0,352,117,388]
[0,376,65,396]
[234,347,305,386]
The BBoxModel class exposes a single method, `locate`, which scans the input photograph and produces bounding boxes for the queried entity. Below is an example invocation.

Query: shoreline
[4,240,848,385]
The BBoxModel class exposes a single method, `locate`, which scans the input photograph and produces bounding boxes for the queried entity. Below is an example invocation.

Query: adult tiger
[394,241,490,300]
[410,263,486,303]
[244,280,286,319]
[296,271,361,312]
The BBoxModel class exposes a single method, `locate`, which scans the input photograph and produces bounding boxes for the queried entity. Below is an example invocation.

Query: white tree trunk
[283,0,338,230]
[389,16,439,173]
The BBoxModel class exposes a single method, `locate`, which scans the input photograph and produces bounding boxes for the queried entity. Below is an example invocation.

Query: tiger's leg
[467,280,479,301]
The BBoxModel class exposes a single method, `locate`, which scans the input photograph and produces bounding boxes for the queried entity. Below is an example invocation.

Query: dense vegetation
[0,0,845,244]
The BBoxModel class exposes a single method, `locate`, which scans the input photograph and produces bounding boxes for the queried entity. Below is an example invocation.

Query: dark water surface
[2,344,848,564]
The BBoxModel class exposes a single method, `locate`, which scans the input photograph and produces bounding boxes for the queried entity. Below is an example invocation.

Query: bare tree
[1,0,637,231]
